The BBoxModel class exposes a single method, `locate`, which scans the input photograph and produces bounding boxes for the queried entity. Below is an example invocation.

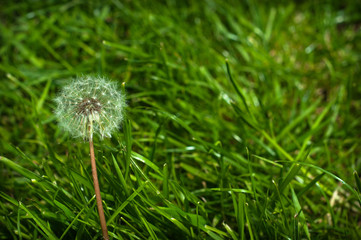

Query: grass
[1,0,361,239]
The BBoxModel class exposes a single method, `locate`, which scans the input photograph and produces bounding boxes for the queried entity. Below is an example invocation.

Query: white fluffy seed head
[54,75,126,140]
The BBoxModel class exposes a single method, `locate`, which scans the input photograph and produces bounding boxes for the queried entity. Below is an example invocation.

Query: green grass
[1,0,361,239]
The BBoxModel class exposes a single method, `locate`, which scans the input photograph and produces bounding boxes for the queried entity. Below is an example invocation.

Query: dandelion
[55,75,126,240]
[54,75,126,140]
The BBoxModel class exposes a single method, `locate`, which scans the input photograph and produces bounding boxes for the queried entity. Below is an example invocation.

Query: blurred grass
[1,0,361,239]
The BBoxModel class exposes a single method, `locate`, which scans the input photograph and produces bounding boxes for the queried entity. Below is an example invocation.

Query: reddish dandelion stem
[89,139,109,240]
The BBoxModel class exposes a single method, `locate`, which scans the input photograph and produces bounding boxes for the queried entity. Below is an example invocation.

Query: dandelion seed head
[54,76,126,140]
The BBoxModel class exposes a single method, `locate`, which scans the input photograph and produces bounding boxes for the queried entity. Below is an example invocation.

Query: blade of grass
[225,59,250,114]
[297,173,325,198]
[223,221,238,240]
[163,163,169,199]
[353,171,361,194]
[111,153,129,196]
[279,163,302,194]
[291,186,310,240]
[107,181,148,225]
[123,119,132,182]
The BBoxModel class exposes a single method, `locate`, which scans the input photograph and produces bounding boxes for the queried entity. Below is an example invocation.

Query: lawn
[1,0,361,239]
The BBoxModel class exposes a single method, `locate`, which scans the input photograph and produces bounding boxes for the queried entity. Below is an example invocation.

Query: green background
[1,0,361,239]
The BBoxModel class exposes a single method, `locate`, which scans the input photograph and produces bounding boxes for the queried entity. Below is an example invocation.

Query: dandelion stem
[89,139,109,240]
